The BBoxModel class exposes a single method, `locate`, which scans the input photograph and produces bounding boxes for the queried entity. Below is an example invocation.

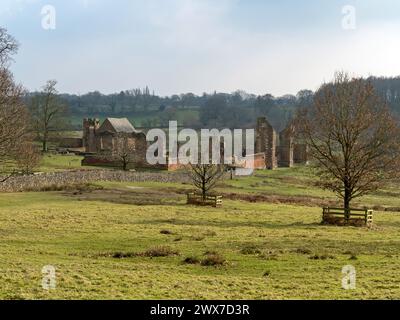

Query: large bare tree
[187,164,225,200]
[0,28,31,181]
[0,69,30,181]
[30,80,68,152]
[0,27,18,67]
[297,72,400,211]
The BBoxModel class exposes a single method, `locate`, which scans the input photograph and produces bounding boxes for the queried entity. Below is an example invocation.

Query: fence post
[364,209,368,226]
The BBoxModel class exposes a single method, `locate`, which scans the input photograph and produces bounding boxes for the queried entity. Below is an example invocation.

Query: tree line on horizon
[25,76,400,131]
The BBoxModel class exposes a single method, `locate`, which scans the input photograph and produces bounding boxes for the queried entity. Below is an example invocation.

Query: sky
[1,0,400,96]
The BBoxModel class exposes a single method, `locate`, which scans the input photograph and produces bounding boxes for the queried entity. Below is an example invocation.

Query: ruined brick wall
[255,117,277,169]
[83,118,100,153]
[278,125,295,167]
[242,153,266,170]
[84,131,148,169]
[132,132,148,167]
[293,144,309,164]
[99,134,115,152]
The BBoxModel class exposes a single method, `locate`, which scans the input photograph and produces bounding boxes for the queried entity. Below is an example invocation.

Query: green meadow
[0,165,399,300]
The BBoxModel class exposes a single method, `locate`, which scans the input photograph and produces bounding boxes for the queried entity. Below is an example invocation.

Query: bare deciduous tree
[0,69,29,182]
[112,134,136,171]
[186,164,225,200]
[297,72,400,211]
[0,27,18,67]
[29,80,68,152]
[15,141,42,175]
[0,27,38,182]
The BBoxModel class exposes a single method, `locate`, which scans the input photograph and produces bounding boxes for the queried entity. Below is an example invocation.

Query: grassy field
[38,155,84,172]
[0,166,400,300]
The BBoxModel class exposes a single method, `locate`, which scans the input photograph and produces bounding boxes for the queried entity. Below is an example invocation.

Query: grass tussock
[263,271,271,278]
[140,246,180,258]
[182,256,201,265]
[240,244,262,255]
[200,252,227,267]
[160,230,173,235]
[111,252,136,259]
[97,246,179,259]
[308,254,336,260]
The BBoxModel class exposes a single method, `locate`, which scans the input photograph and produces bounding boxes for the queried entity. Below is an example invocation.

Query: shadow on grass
[135,218,321,230]
[63,188,187,206]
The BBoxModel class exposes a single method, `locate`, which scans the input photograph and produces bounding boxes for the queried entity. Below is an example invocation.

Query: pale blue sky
[1,0,400,96]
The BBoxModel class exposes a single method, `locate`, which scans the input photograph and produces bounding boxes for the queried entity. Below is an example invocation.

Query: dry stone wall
[0,170,189,193]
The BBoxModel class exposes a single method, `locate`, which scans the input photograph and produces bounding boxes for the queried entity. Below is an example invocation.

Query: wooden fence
[187,193,223,207]
[322,207,373,227]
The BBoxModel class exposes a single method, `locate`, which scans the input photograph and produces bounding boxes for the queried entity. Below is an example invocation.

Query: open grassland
[38,155,84,172]
[0,167,400,300]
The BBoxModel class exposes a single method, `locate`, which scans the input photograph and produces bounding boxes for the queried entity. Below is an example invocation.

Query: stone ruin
[83,118,100,153]
[255,117,278,169]
[61,116,307,171]
[255,117,308,169]
[81,118,148,169]
[278,123,295,168]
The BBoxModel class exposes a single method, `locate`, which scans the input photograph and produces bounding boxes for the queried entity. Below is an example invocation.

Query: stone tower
[255,117,277,169]
[278,124,295,167]
[83,118,100,153]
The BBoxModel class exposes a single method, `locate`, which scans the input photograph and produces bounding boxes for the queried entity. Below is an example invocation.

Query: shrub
[308,254,336,260]
[142,246,180,257]
[240,244,262,255]
[95,251,136,259]
[112,252,136,259]
[183,256,200,265]
[200,253,226,267]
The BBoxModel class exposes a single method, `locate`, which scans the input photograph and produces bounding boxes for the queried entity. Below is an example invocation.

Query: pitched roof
[101,118,138,133]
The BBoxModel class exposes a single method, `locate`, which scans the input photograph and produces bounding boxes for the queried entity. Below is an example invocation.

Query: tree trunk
[344,186,351,223]
[202,180,206,201]
[42,139,47,153]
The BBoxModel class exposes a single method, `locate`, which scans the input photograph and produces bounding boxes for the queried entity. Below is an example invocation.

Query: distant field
[0,166,399,299]
[38,155,84,172]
